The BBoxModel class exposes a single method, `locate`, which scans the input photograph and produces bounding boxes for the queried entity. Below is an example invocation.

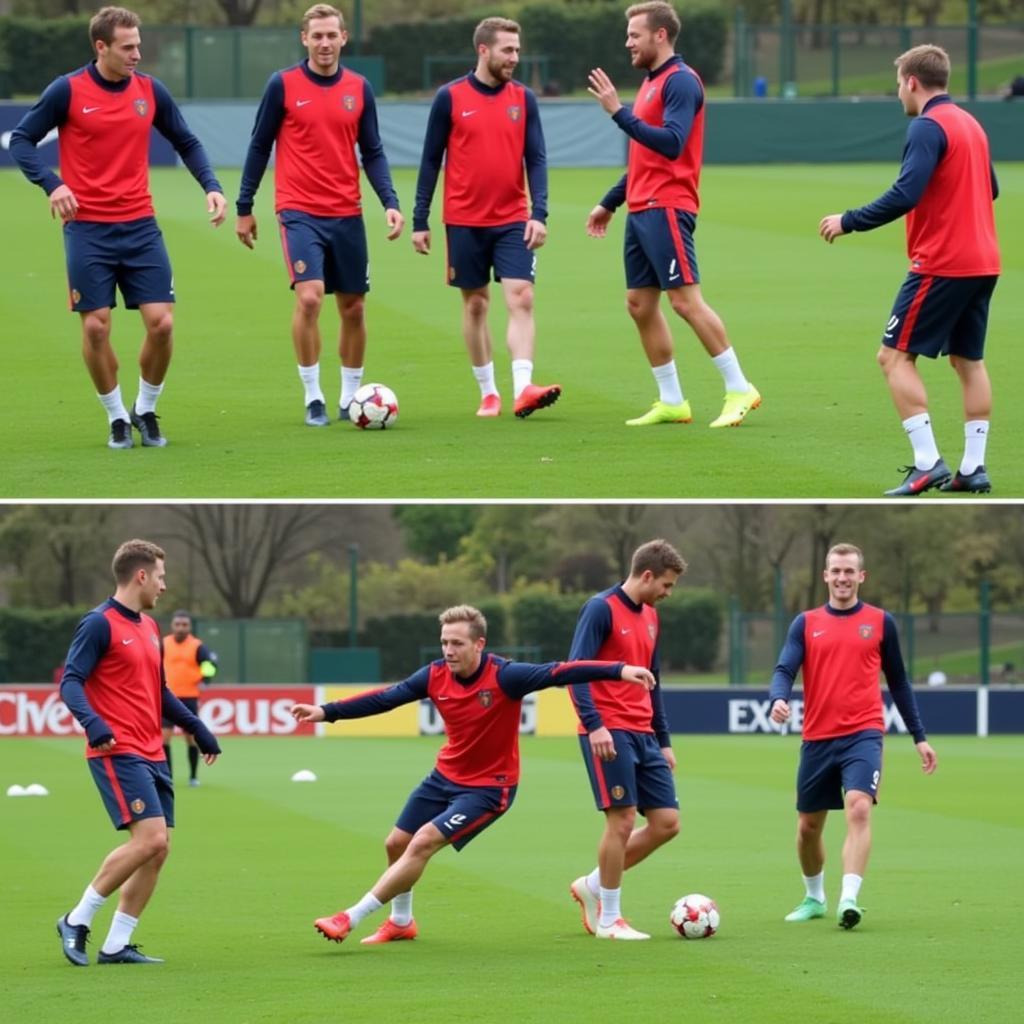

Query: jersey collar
[467,72,510,96]
[921,94,952,114]
[612,584,644,613]
[647,55,683,81]
[106,596,142,622]
[86,62,134,93]
[299,60,344,87]
[823,600,864,617]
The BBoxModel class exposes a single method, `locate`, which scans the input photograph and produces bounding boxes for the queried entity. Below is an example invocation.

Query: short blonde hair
[302,4,345,32]
[473,16,520,50]
[439,604,488,641]
[826,543,864,570]
[626,2,681,45]
[895,44,950,89]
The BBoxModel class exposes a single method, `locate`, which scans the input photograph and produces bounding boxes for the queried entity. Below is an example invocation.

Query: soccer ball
[669,894,719,939]
[349,383,398,430]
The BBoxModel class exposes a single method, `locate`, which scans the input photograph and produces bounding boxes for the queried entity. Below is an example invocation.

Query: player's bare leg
[335,292,366,417]
[838,792,872,929]
[621,806,680,870]
[115,822,171,919]
[623,287,690,426]
[80,308,118,394]
[461,286,500,415]
[293,280,328,425]
[942,355,992,492]
[785,809,828,922]
[502,277,560,417]
[585,805,648,938]
[360,827,418,945]
[137,302,174,386]
[878,347,950,494]
[88,816,171,902]
[667,284,760,427]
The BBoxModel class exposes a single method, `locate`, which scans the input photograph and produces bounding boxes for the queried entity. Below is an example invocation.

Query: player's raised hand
[291,703,325,723]
[587,67,622,115]
[236,214,258,249]
[819,214,846,243]
[770,699,790,724]
[385,207,404,240]
[916,740,938,775]
[621,665,656,690]
[49,184,78,223]
[412,230,431,255]
[589,725,617,762]
[524,219,547,250]
[207,190,227,227]
[586,205,613,238]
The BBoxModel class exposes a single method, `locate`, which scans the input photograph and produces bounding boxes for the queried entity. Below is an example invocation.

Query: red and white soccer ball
[349,383,398,430]
[670,893,720,939]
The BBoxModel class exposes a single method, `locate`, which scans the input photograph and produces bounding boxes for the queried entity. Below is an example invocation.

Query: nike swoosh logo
[296,99,312,107]
[122,638,134,645]
[82,106,102,114]
[668,274,680,281]
[461,110,477,117]
[437,696,449,701]
[884,333,894,338]
[812,631,825,638]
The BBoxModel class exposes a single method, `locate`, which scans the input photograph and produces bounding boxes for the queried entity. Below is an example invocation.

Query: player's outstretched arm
[291,703,325,723]
[236,214,258,249]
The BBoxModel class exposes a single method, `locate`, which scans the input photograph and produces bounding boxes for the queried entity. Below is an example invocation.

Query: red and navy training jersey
[567,585,671,747]
[320,653,625,787]
[9,62,221,222]
[236,61,398,217]
[59,598,166,760]
[840,95,1000,277]
[598,56,704,216]
[770,601,926,743]
[412,72,548,231]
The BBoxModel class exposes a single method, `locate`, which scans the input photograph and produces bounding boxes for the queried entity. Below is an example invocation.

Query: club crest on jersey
[859,624,874,639]
[151,634,160,648]
[645,87,657,102]
[477,689,493,708]
[131,799,146,814]
[294,259,307,274]
[71,289,81,304]
[611,786,625,800]
[134,99,148,117]
[342,94,356,111]
[648,624,657,639]
[506,105,521,121]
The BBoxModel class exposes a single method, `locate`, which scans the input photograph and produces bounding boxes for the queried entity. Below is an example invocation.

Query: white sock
[473,361,498,398]
[345,892,383,928]
[585,868,601,896]
[511,358,533,399]
[961,420,989,474]
[101,910,139,954]
[598,887,621,927]
[902,413,941,470]
[67,884,107,928]
[298,363,324,406]
[840,873,863,904]
[711,347,750,393]
[340,366,364,409]
[97,386,129,425]
[390,891,413,926]
[803,872,825,903]
[134,377,164,416]
[652,360,684,406]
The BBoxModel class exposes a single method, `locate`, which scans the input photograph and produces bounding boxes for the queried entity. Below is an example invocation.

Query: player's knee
[659,813,681,841]
[138,827,170,861]
[846,796,872,828]
[147,310,174,344]
[796,815,823,840]
[464,293,489,319]
[625,294,647,321]
[296,288,324,319]
[667,293,698,321]
[81,312,111,347]
[506,284,534,315]
[339,295,365,326]
[384,831,410,861]
[606,807,637,840]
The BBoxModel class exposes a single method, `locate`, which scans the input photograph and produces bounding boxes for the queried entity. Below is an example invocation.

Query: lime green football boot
[837,899,864,930]
[709,385,761,428]
[784,896,827,922]
[625,399,692,426]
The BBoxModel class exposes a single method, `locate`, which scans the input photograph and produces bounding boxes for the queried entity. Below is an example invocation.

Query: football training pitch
[1,165,1021,499]
[3,734,1021,1024]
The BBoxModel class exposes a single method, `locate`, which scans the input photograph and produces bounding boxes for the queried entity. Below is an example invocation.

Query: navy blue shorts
[64,217,174,313]
[578,730,678,813]
[883,273,998,359]
[445,223,536,289]
[795,729,883,813]
[88,753,174,831]
[277,210,369,295]
[395,768,516,851]
[623,207,700,290]
[161,695,198,730]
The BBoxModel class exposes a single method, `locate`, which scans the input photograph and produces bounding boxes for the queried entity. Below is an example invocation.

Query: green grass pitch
[1,165,1021,498]
[2,734,1021,1023]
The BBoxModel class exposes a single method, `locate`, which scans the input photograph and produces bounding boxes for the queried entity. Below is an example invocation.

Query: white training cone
[291,769,317,783]
[6,784,27,797]
[24,783,49,796]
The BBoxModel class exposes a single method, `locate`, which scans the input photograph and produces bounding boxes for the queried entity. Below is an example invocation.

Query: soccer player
[8,6,226,450]
[819,45,1000,496]
[290,604,655,946]
[412,17,561,419]
[566,538,686,940]
[161,610,218,787]
[236,4,403,427]
[56,539,221,966]
[769,543,937,930]
[586,2,760,429]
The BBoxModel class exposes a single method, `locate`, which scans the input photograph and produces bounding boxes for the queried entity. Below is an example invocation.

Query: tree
[163,506,346,618]
[392,506,480,561]
[459,506,553,593]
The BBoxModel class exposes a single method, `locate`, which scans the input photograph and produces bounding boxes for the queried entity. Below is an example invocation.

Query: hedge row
[0,607,88,683]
